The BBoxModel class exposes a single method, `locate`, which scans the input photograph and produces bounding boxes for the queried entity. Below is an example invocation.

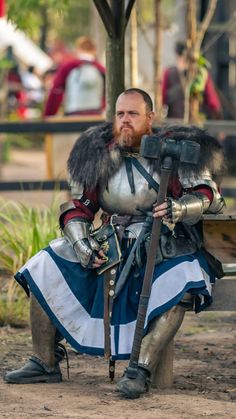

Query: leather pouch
[91,224,122,275]
[160,234,198,259]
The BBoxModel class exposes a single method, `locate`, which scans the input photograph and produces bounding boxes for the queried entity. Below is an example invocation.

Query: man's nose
[123,112,130,122]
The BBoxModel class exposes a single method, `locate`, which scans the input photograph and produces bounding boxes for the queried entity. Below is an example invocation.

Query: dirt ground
[0,311,235,419]
[0,149,236,418]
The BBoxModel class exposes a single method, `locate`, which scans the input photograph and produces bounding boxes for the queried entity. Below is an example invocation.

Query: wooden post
[151,340,174,389]
[154,0,163,122]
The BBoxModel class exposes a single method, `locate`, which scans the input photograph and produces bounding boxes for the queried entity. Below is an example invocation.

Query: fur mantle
[67,122,226,190]
[156,125,226,183]
[67,122,122,190]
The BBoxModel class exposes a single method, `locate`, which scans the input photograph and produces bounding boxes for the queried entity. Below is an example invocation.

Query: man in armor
[4,88,225,399]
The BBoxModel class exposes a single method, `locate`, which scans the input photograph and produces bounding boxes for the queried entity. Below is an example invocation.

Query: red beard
[113,122,151,149]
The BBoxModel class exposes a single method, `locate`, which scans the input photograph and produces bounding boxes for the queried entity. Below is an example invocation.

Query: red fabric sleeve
[44,60,81,116]
[192,185,213,202]
[168,176,183,198]
[204,74,222,117]
[168,176,214,203]
[62,188,100,226]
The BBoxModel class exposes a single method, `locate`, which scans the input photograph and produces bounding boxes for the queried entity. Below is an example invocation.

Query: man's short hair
[75,36,96,53]
[175,41,187,56]
[123,88,153,112]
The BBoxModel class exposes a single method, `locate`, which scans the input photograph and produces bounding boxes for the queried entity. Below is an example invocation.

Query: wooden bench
[152,215,236,388]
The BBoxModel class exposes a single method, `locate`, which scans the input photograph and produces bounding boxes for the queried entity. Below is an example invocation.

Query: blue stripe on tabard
[112,250,214,326]
[153,250,213,279]
[114,324,120,355]
[144,280,206,334]
[45,246,105,319]
[24,269,105,357]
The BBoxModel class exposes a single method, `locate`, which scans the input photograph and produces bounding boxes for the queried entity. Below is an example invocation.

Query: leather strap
[131,157,159,193]
[125,158,135,194]
[103,266,117,381]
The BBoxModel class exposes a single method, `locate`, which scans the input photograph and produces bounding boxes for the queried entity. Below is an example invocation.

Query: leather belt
[110,214,146,227]
[109,214,146,242]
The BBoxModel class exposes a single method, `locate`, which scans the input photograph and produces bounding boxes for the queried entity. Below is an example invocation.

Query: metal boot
[117,297,191,398]
[4,295,62,384]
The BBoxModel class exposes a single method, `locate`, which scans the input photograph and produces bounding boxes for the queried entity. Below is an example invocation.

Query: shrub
[0,196,61,326]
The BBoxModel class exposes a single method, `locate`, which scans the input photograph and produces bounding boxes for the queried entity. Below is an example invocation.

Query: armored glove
[63,220,101,268]
[166,193,210,225]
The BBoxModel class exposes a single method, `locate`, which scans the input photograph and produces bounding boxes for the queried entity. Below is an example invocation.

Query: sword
[114,214,153,299]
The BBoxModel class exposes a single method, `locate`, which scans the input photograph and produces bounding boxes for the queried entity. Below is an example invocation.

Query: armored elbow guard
[167,193,210,225]
[63,220,100,268]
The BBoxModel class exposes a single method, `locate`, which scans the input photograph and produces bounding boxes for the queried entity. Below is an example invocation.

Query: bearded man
[4,88,225,399]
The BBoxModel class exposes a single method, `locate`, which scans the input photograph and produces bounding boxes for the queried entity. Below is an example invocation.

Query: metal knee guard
[138,303,187,373]
[30,295,56,368]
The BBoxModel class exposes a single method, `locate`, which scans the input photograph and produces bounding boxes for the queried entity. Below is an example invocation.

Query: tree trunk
[184,0,218,124]
[39,6,49,52]
[106,36,125,120]
[184,0,197,124]
[130,6,138,87]
[93,0,135,121]
[154,0,162,122]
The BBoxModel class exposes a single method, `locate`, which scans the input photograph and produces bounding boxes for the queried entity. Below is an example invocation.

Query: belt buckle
[110,214,118,226]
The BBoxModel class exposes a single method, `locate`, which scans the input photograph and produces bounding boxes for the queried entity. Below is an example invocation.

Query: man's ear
[148,111,155,125]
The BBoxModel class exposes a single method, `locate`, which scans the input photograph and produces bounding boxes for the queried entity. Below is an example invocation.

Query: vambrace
[167,193,210,225]
[63,220,100,268]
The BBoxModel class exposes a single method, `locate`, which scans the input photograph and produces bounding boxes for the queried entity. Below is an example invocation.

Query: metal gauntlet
[63,220,100,268]
[167,193,210,225]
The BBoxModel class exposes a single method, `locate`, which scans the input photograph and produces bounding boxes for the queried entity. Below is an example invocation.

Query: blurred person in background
[4,46,26,119]
[21,65,44,108]
[44,36,105,117]
[162,41,223,120]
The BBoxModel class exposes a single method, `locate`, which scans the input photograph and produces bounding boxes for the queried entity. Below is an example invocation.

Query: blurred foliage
[0,196,61,274]
[6,0,91,50]
[138,0,176,27]
[6,0,177,51]
[0,196,61,326]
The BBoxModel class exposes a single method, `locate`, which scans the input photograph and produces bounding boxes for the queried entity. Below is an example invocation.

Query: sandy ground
[0,149,236,418]
[0,312,236,419]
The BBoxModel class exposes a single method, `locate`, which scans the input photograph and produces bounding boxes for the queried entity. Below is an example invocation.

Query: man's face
[113,92,155,148]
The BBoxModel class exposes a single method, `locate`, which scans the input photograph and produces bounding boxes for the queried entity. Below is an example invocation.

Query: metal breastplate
[98,157,160,215]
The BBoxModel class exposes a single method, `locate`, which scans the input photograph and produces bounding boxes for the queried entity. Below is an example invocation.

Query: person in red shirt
[162,41,222,119]
[44,36,105,117]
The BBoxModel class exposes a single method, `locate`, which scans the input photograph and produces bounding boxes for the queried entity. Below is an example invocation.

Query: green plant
[0,196,61,326]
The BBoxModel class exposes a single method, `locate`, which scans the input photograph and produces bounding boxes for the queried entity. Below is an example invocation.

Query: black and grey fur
[67,122,226,190]
[68,122,122,190]
[156,125,226,183]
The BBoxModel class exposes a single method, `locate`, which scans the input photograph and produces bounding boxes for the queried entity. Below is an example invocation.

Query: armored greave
[30,295,56,368]
[138,304,186,373]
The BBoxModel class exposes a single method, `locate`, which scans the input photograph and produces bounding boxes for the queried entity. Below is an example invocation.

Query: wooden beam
[206,277,236,311]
